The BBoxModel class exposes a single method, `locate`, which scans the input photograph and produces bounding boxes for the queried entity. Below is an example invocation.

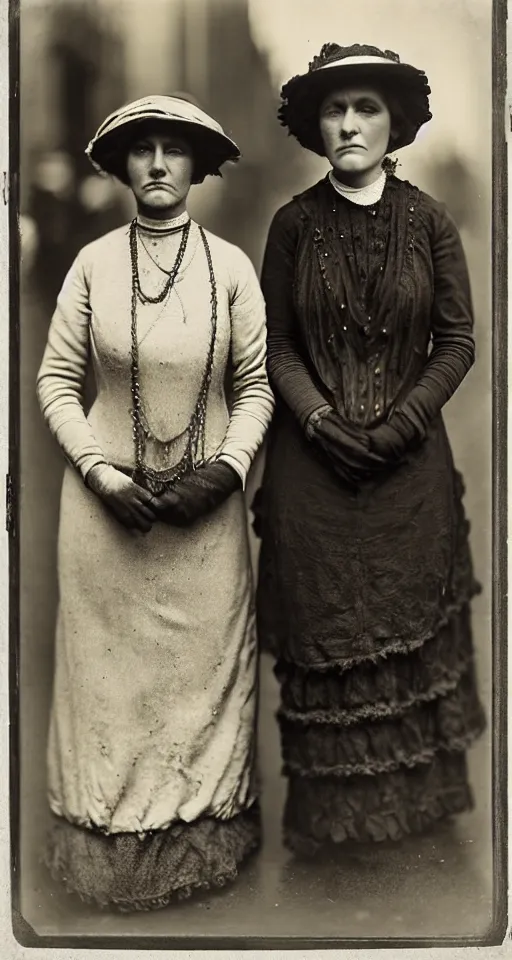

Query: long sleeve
[36,252,108,481]
[262,206,329,429]
[394,205,475,435]
[215,248,275,489]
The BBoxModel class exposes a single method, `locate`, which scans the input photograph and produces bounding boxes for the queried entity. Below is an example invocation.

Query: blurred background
[19,0,495,943]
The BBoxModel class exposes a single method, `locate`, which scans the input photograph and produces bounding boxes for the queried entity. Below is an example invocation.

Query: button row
[358,401,383,415]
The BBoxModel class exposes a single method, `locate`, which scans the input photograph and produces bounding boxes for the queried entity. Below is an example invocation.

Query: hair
[380,88,409,153]
[95,118,226,186]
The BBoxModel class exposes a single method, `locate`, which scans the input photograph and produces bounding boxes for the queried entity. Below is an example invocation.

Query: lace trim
[274,584,481,673]
[279,668,485,779]
[282,726,484,780]
[283,752,474,855]
[275,607,476,725]
[278,668,469,726]
[283,788,472,857]
[136,210,191,234]
[328,169,387,206]
[43,805,260,911]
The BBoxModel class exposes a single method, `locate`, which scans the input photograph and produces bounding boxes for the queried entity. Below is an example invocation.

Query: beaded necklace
[129,219,218,495]
[132,218,191,305]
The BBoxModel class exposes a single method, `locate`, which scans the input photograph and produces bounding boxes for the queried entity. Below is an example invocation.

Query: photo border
[7,0,509,949]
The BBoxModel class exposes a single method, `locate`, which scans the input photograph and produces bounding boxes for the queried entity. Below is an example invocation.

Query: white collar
[329,169,386,206]
[136,210,191,234]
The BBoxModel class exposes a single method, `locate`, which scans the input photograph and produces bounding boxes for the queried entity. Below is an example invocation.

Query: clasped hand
[310,407,417,486]
[310,408,386,486]
[87,461,240,532]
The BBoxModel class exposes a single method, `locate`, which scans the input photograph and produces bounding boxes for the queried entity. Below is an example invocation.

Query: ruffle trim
[278,672,466,726]
[43,805,261,911]
[283,752,473,856]
[272,585,481,673]
[279,667,485,779]
[276,605,476,725]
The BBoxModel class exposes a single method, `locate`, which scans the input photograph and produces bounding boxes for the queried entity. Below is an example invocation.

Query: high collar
[328,169,387,206]
[136,210,191,235]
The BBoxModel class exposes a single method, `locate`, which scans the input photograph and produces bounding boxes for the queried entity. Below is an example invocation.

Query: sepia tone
[16,0,498,944]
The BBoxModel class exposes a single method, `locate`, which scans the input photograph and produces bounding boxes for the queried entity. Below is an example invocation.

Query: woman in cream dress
[37,95,274,910]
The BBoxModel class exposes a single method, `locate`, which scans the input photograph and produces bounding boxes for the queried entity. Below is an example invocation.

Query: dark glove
[87,464,159,533]
[368,411,420,464]
[154,460,241,527]
[309,407,386,486]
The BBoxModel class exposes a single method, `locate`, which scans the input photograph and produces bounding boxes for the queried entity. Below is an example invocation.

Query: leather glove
[154,460,242,527]
[368,411,420,464]
[86,464,159,533]
[308,406,386,486]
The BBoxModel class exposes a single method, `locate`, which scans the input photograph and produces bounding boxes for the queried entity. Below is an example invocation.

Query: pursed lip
[144,182,174,191]
[336,144,367,153]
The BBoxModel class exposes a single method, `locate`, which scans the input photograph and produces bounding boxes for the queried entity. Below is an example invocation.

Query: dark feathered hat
[279,43,432,155]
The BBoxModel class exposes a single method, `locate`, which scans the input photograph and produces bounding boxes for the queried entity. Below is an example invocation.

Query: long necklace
[138,233,179,276]
[131,218,191,305]
[129,220,218,495]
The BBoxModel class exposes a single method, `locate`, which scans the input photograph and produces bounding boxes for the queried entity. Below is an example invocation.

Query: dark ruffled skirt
[44,805,260,911]
[276,624,483,856]
[254,409,486,857]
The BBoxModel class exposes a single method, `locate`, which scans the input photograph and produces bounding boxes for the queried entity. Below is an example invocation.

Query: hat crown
[94,95,226,142]
[309,43,401,73]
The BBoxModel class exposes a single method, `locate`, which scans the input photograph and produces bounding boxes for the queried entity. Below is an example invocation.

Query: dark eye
[132,143,149,154]
[165,146,183,155]
[360,103,380,115]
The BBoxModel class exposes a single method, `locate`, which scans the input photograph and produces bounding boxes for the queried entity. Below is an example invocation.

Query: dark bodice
[261,175,474,435]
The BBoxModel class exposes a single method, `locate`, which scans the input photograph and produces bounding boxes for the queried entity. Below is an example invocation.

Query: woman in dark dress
[255,43,486,857]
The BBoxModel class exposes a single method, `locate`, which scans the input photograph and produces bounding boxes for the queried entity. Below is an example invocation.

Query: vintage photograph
[14,0,505,947]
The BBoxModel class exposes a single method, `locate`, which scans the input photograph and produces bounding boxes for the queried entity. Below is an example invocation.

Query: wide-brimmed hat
[86,95,240,184]
[279,43,432,155]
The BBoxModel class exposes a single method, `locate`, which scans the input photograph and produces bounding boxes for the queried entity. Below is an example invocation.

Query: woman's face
[126,129,194,219]
[319,85,392,187]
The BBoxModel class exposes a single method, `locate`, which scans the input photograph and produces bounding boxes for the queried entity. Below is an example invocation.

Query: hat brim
[280,60,431,153]
[87,115,240,180]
